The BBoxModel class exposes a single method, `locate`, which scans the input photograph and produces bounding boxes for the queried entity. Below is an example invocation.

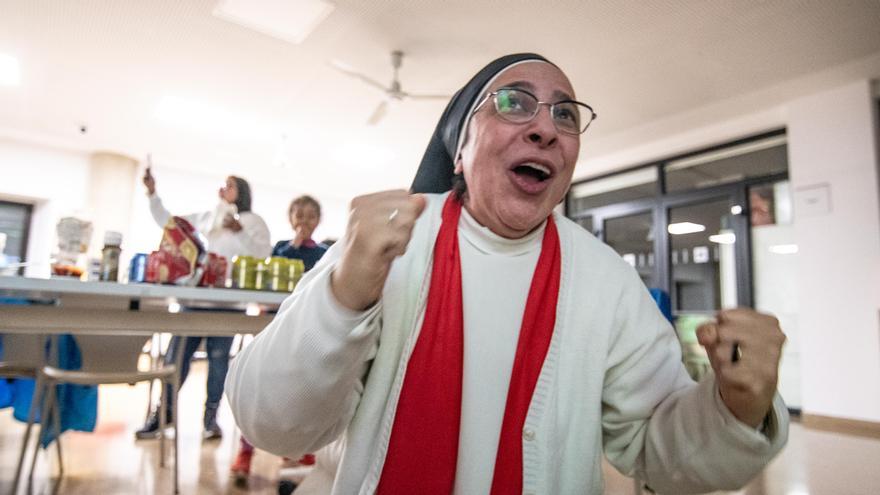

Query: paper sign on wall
[693,246,710,264]
[794,183,832,217]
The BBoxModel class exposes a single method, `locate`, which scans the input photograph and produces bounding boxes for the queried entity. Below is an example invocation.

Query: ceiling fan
[331,50,451,125]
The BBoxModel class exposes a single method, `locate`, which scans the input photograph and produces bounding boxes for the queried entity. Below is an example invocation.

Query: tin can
[231,255,257,290]
[265,257,290,292]
[287,259,305,292]
[128,253,149,283]
[253,260,268,291]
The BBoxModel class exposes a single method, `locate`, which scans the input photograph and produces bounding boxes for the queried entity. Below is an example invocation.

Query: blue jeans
[163,336,234,415]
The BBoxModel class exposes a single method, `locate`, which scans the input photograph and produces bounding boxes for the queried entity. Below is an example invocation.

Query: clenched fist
[697,308,786,428]
[331,190,426,311]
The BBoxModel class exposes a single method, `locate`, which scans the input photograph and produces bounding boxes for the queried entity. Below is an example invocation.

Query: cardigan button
[523,428,535,441]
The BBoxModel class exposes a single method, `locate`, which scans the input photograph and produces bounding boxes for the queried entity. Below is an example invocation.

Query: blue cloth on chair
[649,288,674,324]
[0,334,99,447]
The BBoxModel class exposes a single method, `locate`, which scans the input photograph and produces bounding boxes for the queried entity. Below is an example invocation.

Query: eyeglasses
[472,87,597,135]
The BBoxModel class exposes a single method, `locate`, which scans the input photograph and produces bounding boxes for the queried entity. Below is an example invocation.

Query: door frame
[568,172,789,310]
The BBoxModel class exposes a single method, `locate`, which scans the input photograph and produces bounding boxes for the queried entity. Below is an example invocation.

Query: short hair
[289,195,321,218]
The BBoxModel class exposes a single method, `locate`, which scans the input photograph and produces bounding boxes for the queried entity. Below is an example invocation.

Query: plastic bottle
[100,231,123,282]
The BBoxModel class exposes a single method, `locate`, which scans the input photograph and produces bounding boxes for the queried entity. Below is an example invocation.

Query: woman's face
[220,176,238,204]
[290,203,320,239]
[456,62,580,238]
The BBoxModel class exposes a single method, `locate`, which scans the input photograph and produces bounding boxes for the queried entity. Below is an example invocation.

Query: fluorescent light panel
[769,244,799,254]
[667,222,705,235]
[0,53,21,86]
[213,0,335,45]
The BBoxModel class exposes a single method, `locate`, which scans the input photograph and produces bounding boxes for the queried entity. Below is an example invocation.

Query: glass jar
[99,231,123,282]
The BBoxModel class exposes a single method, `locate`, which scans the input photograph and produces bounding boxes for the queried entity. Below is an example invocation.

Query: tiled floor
[2,361,879,494]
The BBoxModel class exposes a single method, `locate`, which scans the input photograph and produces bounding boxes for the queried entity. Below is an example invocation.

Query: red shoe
[230,448,254,486]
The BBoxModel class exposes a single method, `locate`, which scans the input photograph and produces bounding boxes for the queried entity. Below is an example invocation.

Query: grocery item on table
[199,252,228,288]
[254,260,268,291]
[264,257,290,292]
[144,217,206,285]
[231,255,258,290]
[128,253,148,283]
[287,259,305,292]
[51,263,85,278]
[53,216,93,278]
[99,231,123,282]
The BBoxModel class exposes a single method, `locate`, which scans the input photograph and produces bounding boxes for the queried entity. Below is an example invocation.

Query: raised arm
[143,166,205,228]
[225,244,381,457]
[226,190,425,457]
[601,270,788,493]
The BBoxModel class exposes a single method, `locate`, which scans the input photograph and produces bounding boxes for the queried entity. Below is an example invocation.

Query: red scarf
[378,194,561,494]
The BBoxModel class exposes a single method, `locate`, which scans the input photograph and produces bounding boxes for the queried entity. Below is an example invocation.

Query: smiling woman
[226,53,790,495]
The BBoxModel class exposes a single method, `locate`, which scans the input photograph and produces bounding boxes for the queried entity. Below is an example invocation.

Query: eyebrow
[501,80,575,102]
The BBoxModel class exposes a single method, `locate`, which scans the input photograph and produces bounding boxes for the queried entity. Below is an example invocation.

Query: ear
[454,153,464,175]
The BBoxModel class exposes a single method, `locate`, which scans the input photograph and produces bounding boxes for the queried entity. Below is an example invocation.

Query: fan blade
[404,92,451,101]
[367,101,388,126]
[330,59,388,93]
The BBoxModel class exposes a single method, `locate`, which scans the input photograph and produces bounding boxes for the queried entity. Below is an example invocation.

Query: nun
[226,53,789,494]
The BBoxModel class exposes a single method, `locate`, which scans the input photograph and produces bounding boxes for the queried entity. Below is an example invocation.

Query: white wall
[787,81,880,422]
[0,139,91,277]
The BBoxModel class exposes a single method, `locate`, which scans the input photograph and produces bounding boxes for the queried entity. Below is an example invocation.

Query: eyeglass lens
[493,88,592,134]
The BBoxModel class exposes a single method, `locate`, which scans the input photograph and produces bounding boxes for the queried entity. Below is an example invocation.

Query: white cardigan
[226,192,788,494]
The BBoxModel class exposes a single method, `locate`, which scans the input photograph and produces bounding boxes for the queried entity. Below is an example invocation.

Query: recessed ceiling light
[0,53,21,86]
[213,0,335,45]
[667,222,706,235]
[709,232,736,244]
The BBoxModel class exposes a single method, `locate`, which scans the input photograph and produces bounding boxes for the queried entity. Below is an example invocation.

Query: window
[568,167,658,213]
[0,200,33,275]
[664,136,788,193]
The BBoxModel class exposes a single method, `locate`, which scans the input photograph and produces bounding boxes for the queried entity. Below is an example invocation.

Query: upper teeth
[522,163,550,175]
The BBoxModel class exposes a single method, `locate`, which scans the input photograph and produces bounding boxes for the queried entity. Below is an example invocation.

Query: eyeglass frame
[471,87,598,135]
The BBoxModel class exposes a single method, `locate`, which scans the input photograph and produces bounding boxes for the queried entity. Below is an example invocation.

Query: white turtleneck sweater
[227,192,789,495]
[455,207,543,494]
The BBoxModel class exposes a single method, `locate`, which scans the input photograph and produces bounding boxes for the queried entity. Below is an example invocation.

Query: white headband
[453,59,554,161]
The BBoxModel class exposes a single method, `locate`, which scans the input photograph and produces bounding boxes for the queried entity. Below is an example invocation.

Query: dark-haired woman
[137,169,270,440]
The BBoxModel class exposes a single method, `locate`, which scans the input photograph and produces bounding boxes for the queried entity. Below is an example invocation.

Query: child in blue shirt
[231,194,328,485]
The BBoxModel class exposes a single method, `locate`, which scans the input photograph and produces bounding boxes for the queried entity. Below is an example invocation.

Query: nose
[525,103,558,147]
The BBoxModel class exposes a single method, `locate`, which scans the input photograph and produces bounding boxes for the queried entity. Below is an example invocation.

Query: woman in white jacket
[138,170,270,440]
[227,53,788,494]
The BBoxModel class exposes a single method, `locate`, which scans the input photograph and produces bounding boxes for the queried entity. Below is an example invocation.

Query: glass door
[602,211,656,288]
[590,200,660,290]
[664,190,747,380]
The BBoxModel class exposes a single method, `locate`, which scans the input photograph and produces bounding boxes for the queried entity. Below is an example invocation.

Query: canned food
[265,257,290,292]
[231,255,257,290]
[287,259,305,292]
[128,253,149,283]
[253,260,269,291]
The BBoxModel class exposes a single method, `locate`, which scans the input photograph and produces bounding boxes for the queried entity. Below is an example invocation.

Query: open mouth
[512,162,552,182]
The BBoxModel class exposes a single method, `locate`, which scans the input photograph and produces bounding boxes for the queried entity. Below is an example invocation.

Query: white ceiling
[1,0,879,201]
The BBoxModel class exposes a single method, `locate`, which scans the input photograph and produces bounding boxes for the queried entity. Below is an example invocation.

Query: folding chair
[1,333,50,495]
[18,334,181,494]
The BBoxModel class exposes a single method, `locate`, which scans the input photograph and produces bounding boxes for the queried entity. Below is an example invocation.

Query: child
[230,195,328,485]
